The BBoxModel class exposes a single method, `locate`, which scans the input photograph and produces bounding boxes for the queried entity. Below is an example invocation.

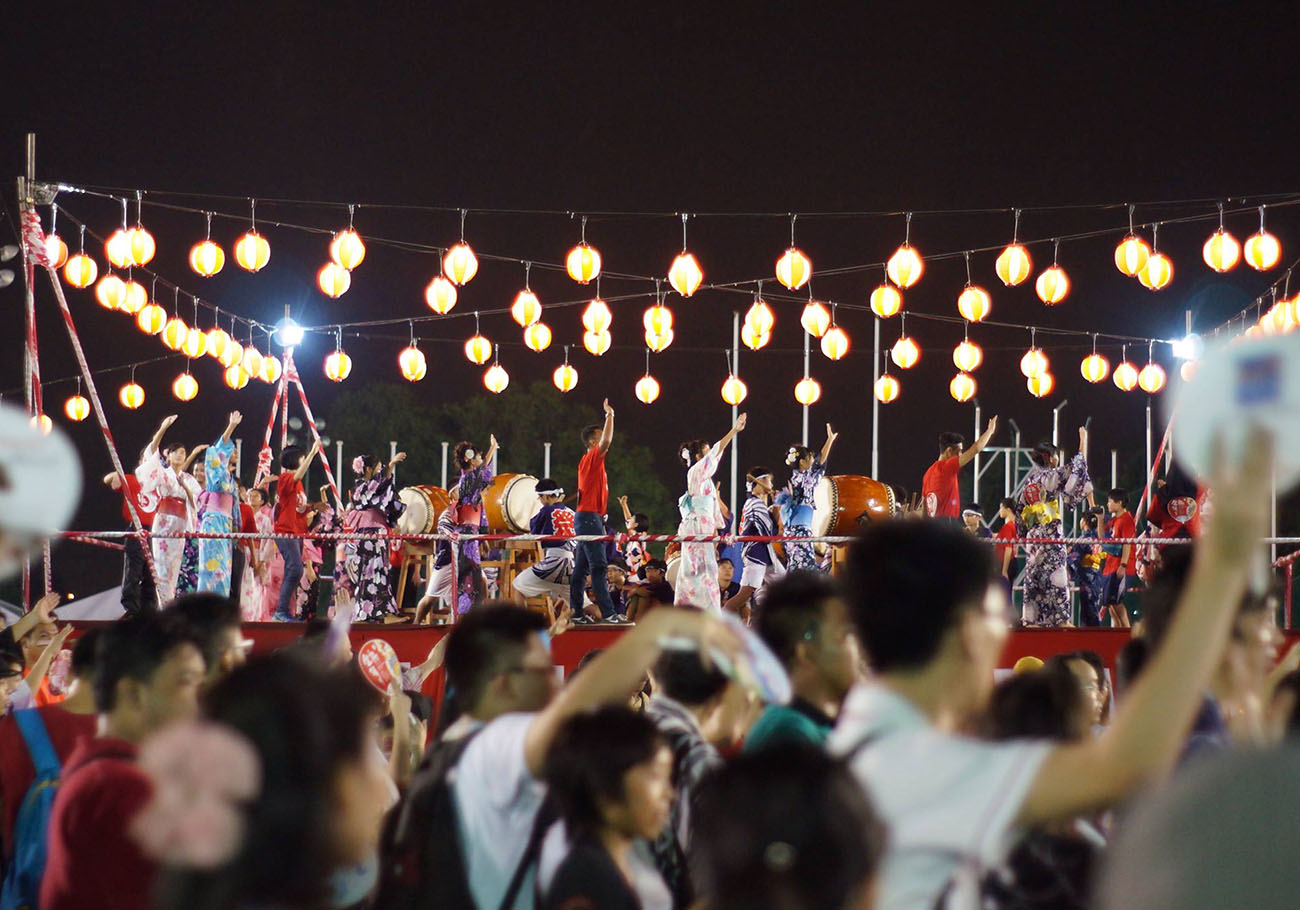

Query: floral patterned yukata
[240,505,276,621]
[336,466,406,622]
[1016,451,1093,627]
[196,438,238,596]
[674,444,726,612]
[135,446,199,605]
[456,464,494,567]
[779,456,825,572]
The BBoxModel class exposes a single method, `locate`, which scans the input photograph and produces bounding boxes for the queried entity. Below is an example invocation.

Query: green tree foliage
[326,381,675,530]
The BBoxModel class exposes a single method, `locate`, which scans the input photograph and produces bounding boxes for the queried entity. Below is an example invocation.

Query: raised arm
[11,593,59,644]
[145,414,178,458]
[618,495,634,526]
[294,440,323,482]
[24,625,73,697]
[958,416,998,468]
[219,411,242,446]
[819,423,838,465]
[713,413,748,461]
[483,435,498,467]
[1018,430,1273,825]
[180,445,208,473]
[597,399,615,454]
[388,451,407,473]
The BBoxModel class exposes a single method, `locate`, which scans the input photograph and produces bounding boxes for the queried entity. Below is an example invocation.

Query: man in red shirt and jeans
[273,441,323,621]
[570,399,618,620]
[1102,488,1138,628]
[920,418,997,521]
[40,614,205,910]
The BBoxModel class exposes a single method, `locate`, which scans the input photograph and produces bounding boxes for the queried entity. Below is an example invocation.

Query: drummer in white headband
[511,478,579,613]
[724,466,785,621]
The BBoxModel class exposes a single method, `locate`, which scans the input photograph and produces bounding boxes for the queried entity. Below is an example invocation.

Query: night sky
[4,5,1299,594]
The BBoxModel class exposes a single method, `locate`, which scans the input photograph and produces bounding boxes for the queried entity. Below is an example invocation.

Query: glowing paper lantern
[566,243,602,284]
[744,298,774,334]
[484,363,510,394]
[205,328,231,361]
[1113,360,1139,391]
[511,289,543,327]
[44,233,68,269]
[890,335,920,369]
[64,395,90,422]
[1202,229,1240,272]
[741,323,771,351]
[1027,372,1054,398]
[950,372,976,402]
[223,364,250,390]
[721,374,748,405]
[329,229,366,270]
[583,330,612,356]
[957,285,991,323]
[794,376,822,406]
[95,274,125,310]
[553,363,578,392]
[118,379,144,408]
[136,304,167,335]
[668,251,704,297]
[105,229,132,269]
[820,325,850,360]
[1245,230,1281,270]
[119,280,147,316]
[870,282,902,318]
[29,414,52,436]
[995,244,1032,287]
[953,340,983,372]
[800,299,831,338]
[1244,323,1263,339]
[172,372,198,402]
[1180,361,1199,383]
[635,374,660,404]
[189,239,225,277]
[1035,266,1069,305]
[645,328,674,352]
[260,355,282,385]
[1138,362,1167,394]
[324,349,352,382]
[218,340,243,369]
[425,276,458,315]
[241,346,264,377]
[886,244,923,288]
[1114,235,1151,277]
[181,327,208,359]
[234,231,271,272]
[1020,347,1048,379]
[162,318,188,351]
[644,304,674,336]
[399,345,427,381]
[875,374,900,404]
[317,262,351,298]
[583,298,613,334]
[444,243,479,285]
[126,226,156,266]
[63,253,97,289]
[1080,353,1110,384]
[464,334,493,365]
[524,322,553,352]
[1138,252,1173,291]
[775,247,812,290]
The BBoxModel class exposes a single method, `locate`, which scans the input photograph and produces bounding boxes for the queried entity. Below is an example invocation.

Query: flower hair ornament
[785,447,800,466]
[350,455,366,474]
[462,448,476,461]
[681,447,692,465]
[130,720,262,869]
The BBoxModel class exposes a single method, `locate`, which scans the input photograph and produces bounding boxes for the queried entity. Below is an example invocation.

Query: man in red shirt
[40,614,205,910]
[103,471,158,615]
[569,399,618,620]
[920,418,998,520]
[273,441,323,621]
[1102,488,1138,628]
[992,497,1020,599]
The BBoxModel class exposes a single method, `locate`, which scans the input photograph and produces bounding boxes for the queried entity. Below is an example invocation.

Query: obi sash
[155,497,188,520]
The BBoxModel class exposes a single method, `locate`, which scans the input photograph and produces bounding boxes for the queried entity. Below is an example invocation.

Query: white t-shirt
[451,712,547,910]
[828,683,1051,910]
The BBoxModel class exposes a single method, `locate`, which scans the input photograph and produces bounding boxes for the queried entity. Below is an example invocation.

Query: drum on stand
[810,475,899,553]
[665,554,680,589]
[482,473,543,534]
[396,485,450,555]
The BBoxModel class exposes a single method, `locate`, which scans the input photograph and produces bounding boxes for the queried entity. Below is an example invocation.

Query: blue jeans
[276,538,303,620]
[571,511,615,619]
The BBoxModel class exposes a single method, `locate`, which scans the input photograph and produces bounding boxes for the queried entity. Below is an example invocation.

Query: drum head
[811,477,836,538]
[666,555,680,589]
[502,475,542,534]
[396,487,430,535]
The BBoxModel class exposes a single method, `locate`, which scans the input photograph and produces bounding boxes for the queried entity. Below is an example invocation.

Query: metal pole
[389,440,397,485]
[730,311,739,516]
[1145,401,1153,489]
[801,331,810,446]
[1111,449,1118,490]
[441,442,449,489]
[972,400,982,508]
[871,318,881,479]
[335,440,344,492]
[1004,447,1011,498]
[543,441,552,478]
[19,134,35,608]
[1052,400,1068,449]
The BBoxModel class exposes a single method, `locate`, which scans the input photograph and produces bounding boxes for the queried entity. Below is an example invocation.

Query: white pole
[1111,449,1118,490]
[440,441,449,489]
[731,311,739,517]
[801,331,810,446]
[543,441,552,478]
[1145,401,1153,488]
[871,318,880,479]
[973,400,981,508]
[389,440,397,485]
[335,440,344,492]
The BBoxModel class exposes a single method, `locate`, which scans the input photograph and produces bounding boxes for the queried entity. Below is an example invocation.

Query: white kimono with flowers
[136,446,198,605]
[674,444,725,613]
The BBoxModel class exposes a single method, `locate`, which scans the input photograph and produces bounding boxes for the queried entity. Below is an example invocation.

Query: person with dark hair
[777,424,838,572]
[1015,428,1093,627]
[272,440,323,621]
[616,495,651,575]
[692,744,885,910]
[829,433,1273,909]
[416,487,460,622]
[986,663,1091,742]
[1101,487,1137,628]
[194,411,243,597]
[962,503,992,538]
[41,614,206,910]
[571,400,618,620]
[993,497,1021,600]
[139,655,394,910]
[675,414,747,612]
[625,558,674,623]
[538,707,672,909]
[725,466,785,619]
[1069,512,1106,627]
[436,602,735,909]
[1114,637,1149,698]
[102,470,159,615]
[514,478,578,609]
[453,434,498,573]
[921,419,997,521]
[167,592,248,689]
[237,484,272,620]
[746,571,859,752]
[336,450,407,622]
[645,646,734,905]
[1068,649,1112,727]
[135,414,202,605]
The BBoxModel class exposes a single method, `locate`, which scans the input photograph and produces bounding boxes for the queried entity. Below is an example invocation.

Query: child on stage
[724,467,784,620]
[513,478,577,606]
[674,413,746,612]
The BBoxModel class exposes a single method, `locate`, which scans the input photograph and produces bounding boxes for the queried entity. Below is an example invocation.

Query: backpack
[1,710,61,910]
[373,728,554,910]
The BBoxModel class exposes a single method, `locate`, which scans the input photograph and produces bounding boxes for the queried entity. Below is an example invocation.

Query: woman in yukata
[1016,427,1094,627]
[337,452,407,622]
[195,412,243,597]
[776,424,839,573]
[239,485,275,621]
[135,414,203,605]
[673,413,747,612]
[453,435,498,569]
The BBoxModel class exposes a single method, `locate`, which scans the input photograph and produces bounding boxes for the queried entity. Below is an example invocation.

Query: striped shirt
[740,495,775,565]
